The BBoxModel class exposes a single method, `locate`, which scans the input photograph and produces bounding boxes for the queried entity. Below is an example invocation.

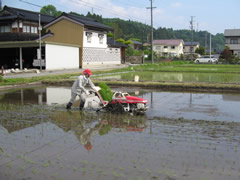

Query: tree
[40,5,61,17]
[195,46,205,55]
[107,33,114,39]
[220,46,233,61]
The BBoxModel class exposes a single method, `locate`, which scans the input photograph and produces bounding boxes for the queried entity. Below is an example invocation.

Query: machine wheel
[106,103,124,113]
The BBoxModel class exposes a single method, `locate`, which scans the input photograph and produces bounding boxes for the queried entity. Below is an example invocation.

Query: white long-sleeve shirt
[71,75,95,95]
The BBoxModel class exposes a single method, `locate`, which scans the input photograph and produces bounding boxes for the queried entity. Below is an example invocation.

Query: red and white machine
[93,90,148,114]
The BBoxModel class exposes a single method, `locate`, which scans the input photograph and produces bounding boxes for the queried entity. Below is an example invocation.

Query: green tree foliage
[98,82,113,101]
[107,32,114,38]
[195,46,205,55]
[40,5,61,17]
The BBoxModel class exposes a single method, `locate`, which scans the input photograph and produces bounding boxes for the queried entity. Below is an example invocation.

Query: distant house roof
[184,42,199,46]
[58,12,113,32]
[153,39,184,46]
[107,38,127,47]
[224,29,240,36]
[0,6,55,24]
[131,40,142,45]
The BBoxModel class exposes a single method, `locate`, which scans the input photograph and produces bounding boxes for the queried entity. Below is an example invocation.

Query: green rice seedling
[81,168,86,173]
[113,171,118,177]
[81,160,88,166]
[7,162,12,168]
[51,173,57,177]
[73,167,77,172]
[146,168,152,174]
[20,164,26,171]
[42,163,49,167]
[32,168,38,174]
[164,169,170,176]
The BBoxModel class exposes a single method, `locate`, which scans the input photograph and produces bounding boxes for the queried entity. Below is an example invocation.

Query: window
[31,26,38,34]
[0,25,10,32]
[164,46,168,48]
[230,39,238,44]
[86,32,92,43]
[23,25,30,33]
[98,34,104,44]
[171,46,175,49]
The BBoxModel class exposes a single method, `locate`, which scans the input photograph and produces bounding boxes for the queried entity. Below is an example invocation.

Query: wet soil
[0,87,240,180]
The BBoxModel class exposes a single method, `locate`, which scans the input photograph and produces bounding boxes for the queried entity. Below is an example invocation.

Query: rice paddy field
[0,86,240,180]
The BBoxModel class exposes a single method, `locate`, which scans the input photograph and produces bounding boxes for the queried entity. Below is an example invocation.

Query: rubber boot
[79,101,85,111]
[66,102,72,109]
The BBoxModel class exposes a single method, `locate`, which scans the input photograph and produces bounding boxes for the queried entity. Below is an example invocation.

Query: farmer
[74,119,108,151]
[66,69,96,110]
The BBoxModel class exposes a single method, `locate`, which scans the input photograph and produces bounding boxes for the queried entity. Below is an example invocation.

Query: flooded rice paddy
[0,86,240,180]
[94,71,240,83]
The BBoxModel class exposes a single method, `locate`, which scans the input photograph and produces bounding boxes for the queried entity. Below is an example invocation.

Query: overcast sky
[3,0,240,35]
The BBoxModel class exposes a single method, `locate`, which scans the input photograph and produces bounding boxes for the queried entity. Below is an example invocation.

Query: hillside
[71,12,225,52]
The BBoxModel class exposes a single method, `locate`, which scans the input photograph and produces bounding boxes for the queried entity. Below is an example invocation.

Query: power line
[18,0,151,27]
[19,0,42,8]
[68,0,147,22]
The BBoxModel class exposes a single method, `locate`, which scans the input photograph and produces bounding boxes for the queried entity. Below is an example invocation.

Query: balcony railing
[0,32,38,41]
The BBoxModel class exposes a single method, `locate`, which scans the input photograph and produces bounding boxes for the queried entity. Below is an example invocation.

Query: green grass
[133,62,240,73]
[1,62,240,87]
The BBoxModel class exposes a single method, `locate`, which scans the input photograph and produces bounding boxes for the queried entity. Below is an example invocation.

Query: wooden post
[1,66,4,76]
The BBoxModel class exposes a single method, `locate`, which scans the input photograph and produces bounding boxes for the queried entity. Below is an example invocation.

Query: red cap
[84,142,92,151]
[82,69,92,75]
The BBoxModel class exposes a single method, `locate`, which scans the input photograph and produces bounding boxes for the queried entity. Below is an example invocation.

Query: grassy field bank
[1,61,240,91]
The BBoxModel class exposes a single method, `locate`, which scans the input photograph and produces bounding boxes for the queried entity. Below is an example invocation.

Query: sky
[3,0,240,35]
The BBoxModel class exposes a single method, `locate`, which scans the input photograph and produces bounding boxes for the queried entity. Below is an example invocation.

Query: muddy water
[0,86,240,180]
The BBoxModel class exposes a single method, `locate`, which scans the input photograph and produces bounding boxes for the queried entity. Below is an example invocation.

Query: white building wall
[45,44,79,70]
[82,47,121,66]
[82,30,121,66]
[83,31,107,48]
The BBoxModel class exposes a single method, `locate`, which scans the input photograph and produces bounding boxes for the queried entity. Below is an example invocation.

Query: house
[183,42,200,54]
[61,13,122,67]
[153,39,184,57]
[224,29,240,57]
[0,6,55,69]
[43,12,116,69]
[0,6,122,70]
[129,40,142,50]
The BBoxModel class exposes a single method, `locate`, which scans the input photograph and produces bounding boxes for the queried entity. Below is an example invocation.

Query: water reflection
[0,87,72,105]
[1,86,240,122]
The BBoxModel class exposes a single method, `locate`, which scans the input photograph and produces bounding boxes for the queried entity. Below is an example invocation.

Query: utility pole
[147,0,156,64]
[190,16,195,60]
[210,33,212,60]
[38,14,42,71]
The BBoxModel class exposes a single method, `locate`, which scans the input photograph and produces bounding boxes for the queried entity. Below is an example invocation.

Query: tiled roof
[107,38,127,47]
[153,39,184,46]
[224,29,240,36]
[184,42,199,46]
[64,13,113,31]
[0,6,55,24]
